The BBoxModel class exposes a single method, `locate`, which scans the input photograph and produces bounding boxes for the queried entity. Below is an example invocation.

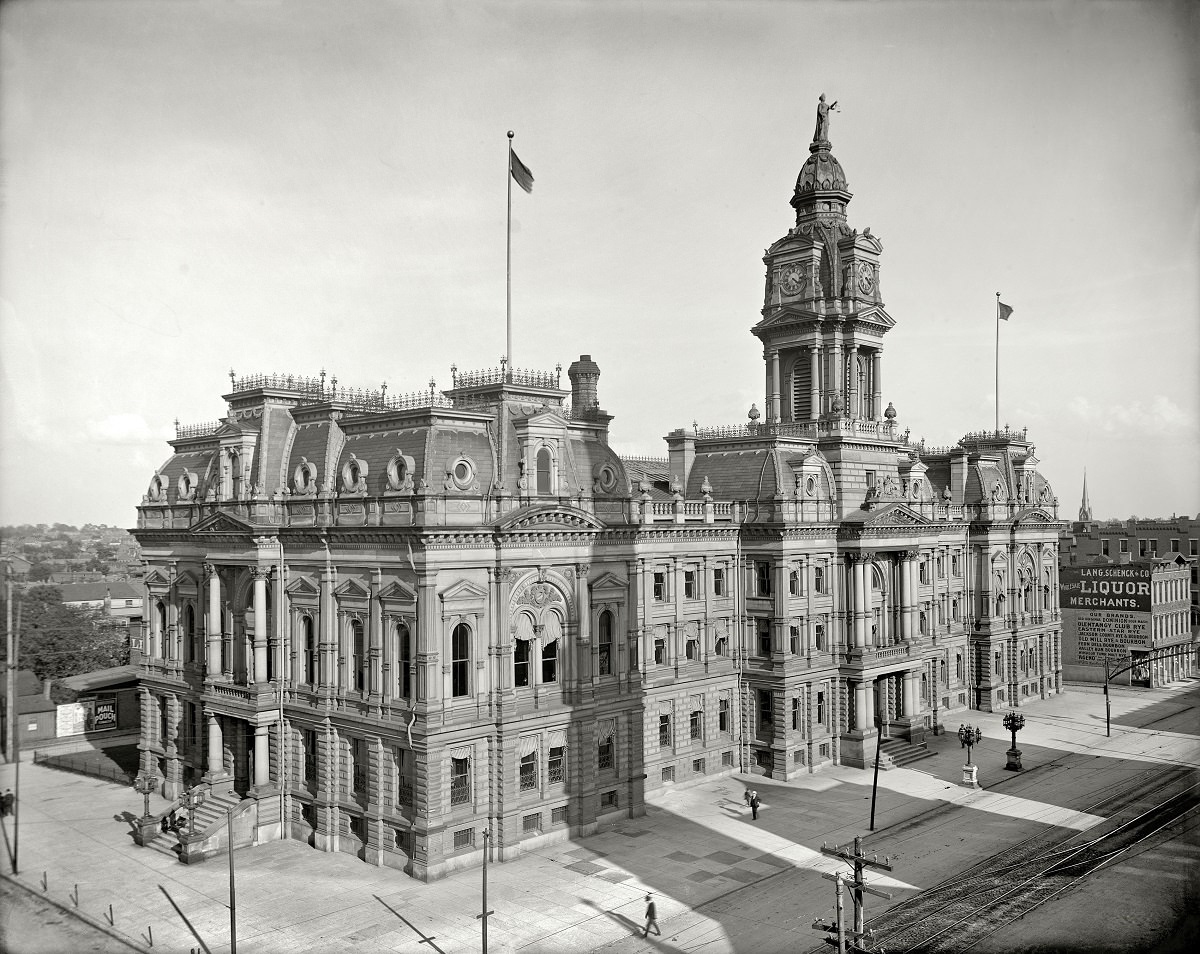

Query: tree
[28,562,54,582]
[2,585,130,681]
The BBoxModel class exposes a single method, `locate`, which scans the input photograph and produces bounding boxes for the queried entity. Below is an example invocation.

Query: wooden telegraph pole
[812,836,893,953]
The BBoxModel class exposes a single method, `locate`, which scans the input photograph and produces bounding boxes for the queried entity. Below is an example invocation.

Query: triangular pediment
[334,577,371,600]
[285,575,320,597]
[494,505,605,534]
[143,567,171,586]
[440,579,488,604]
[861,503,930,527]
[190,511,254,535]
[591,571,628,592]
[379,579,417,604]
[213,419,256,438]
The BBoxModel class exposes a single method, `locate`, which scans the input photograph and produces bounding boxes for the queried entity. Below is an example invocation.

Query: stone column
[253,569,269,683]
[319,564,336,688]
[871,350,882,422]
[848,346,859,419]
[899,552,913,642]
[903,670,918,718]
[852,556,868,648]
[769,349,781,422]
[167,595,180,663]
[575,564,592,693]
[369,569,383,696]
[809,346,820,422]
[253,724,270,788]
[854,681,871,732]
[416,570,440,704]
[205,565,222,677]
[206,713,224,776]
[831,339,843,413]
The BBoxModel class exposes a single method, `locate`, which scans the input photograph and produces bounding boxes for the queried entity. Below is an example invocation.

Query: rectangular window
[653,571,667,601]
[792,696,800,731]
[722,750,734,767]
[815,622,826,651]
[690,709,703,741]
[756,561,772,596]
[757,689,773,729]
[654,637,665,665]
[819,742,830,759]
[952,552,961,577]
[598,738,614,772]
[303,729,318,787]
[816,690,826,726]
[1101,539,1110,556]
[352,737,369,796]
[1139,539,1147,556]
[684,570,697,599]
[794,750,805,766]
[1150,539,1158,555]
[659,714,672,748]
[1171,539,1180,552]
[1190,539,1198,557]
[757,619,772,656]
[865,469,876,488]
[661,765,675,783]
[713,567,726,597]
[692,758,706,775]
[519,750,538,792]
[453,828,474,851]
[790,625,800,654]
[548,746,565,785]
[814,566,825,593]
[719,697,730,733]
[552,805,569,824]
[522,812,541,833]
[450,756,471,806]
[395,748,413,808]
[789,570,800,596]
[600,790,618,809]
[1120,538,1129,553]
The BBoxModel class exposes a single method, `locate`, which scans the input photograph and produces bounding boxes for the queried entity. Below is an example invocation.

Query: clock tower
[753,97,893,425]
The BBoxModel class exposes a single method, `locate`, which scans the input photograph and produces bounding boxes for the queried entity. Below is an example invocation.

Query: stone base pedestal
[893,717,925,747]
[1005,747,1023,771]
[961,764,979,788]
[839,729,878,770]
[132,816,160,847]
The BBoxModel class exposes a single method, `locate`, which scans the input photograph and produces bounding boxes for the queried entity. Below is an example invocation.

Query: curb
[0,871,156,954]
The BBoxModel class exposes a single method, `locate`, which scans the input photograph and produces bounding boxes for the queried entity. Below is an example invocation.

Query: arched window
[183,604,195,663]
[230,451,242,499]
[155,601,167,657]
[299,616,316,685]
[451,623,471,697]
[541,613,561,683]
[396,621,411,698]
[514,613,535,688]
[597,610,613,676]
[350,619,366,692]
[536,447,552,495]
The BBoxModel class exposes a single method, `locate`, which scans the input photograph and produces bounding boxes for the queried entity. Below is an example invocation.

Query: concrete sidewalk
[3,680,1198,954]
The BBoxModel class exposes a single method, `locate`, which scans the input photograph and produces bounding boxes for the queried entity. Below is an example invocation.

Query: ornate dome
[794,142,849,197]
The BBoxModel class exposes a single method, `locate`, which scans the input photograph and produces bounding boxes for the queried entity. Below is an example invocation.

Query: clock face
[857,262,875,293]
[780,264,804,295]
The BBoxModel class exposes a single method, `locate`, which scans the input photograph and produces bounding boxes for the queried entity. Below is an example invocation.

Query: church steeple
[1078,470,1093,522]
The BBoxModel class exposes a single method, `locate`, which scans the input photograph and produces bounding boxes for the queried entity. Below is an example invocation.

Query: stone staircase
[878,737,935,770]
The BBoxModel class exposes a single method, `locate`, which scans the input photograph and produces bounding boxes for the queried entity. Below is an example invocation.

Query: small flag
[510,149,534,193]
[997,301,1013,321]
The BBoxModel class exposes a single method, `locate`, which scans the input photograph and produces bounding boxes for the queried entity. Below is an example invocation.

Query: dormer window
[536,447,552,495]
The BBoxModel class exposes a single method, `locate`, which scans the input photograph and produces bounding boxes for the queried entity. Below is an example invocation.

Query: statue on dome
[813,93,838,142]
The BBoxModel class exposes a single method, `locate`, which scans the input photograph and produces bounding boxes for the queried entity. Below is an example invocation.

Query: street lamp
[957,724,982,789]
[182,784,206,832]
[134,772,161,819]
[1002,710,1026,771]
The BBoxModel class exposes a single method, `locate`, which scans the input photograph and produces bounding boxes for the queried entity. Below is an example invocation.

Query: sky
[1,0,1197,528]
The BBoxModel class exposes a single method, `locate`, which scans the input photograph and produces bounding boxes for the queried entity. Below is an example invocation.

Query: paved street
[2,681,1198,954]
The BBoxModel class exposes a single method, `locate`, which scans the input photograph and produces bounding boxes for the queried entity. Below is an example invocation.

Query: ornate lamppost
[1003,710,1026,771]
[131,772,162,846]
[957,724,983,788]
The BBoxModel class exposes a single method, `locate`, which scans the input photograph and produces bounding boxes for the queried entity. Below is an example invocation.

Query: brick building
[131,108,1065,880]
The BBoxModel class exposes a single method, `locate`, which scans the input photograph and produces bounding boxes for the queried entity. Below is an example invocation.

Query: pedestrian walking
[743,788,752,807]
[750,792,760,820]
[1,788,13,817]
[642,893,660,938]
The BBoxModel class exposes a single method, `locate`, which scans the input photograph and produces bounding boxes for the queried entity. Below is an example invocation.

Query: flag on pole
[997,301,1013,321]
[510,149,534,193]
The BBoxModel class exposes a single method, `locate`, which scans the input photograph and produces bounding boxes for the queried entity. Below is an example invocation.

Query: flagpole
[995,291,1000,434]
[506,131,514,374]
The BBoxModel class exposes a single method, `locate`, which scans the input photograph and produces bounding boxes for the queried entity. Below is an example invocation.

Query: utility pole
[476,828,494,953]
[812,836,893,952]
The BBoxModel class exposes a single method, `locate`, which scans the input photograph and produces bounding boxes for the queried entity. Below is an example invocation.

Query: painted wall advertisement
[1060,564,1151,664]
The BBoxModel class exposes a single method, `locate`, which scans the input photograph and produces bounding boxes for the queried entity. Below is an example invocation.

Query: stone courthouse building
[132,104,1066,880]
